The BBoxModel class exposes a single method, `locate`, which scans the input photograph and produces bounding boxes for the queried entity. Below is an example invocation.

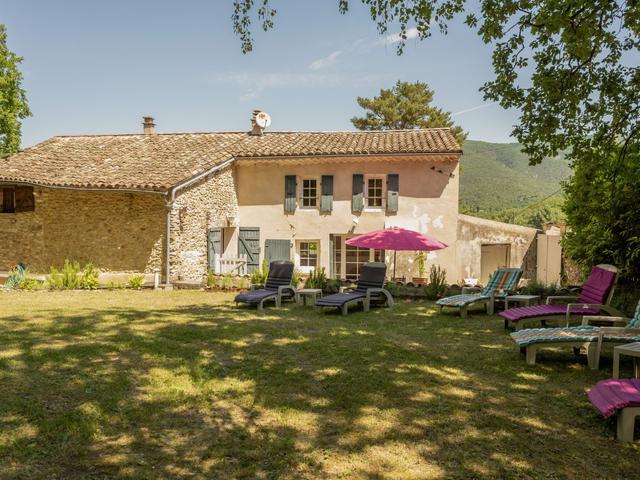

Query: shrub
[106,281,126,290]
[518,279,566,298]
[424,265,447,300]
[206,270,217,288]
[304,267,327,290]
[250,259,269,286]
[5,264,27,289]
[291,269,302,289]
[127,274,146,290]
[79,263,99,290]
[324,279,342,294]
[221,273,234,290]
[384,281,400,297]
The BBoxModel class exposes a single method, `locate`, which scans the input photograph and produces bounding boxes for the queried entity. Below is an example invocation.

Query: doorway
[480,244,510,284]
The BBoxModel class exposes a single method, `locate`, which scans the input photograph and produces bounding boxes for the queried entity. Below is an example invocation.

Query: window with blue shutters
[284,175,297,213]
[320,175,333,212]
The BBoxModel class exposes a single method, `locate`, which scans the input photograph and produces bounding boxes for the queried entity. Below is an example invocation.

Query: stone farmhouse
[0,112,544,286]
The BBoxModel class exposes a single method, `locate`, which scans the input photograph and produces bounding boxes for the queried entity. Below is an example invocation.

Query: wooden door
[208,228,222,272]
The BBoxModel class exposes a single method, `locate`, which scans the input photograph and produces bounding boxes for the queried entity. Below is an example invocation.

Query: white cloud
[452,102,498,116]
[308,50,342,70]
[378,27,420,46]
[210,71,383,102]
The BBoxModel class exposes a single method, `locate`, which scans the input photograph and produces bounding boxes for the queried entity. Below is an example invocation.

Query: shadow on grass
[0,292,637,479]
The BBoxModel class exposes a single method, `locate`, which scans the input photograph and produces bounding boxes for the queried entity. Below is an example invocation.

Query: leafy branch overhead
[351,81,466,145]
[231,0,640,166]
[0,24,30,157]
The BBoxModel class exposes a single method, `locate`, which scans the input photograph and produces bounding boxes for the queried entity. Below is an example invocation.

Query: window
[1,188,15,213]
[366,177,384,208]
[333,234,384,281]
[302,178,317,207]
[299,241,318,267]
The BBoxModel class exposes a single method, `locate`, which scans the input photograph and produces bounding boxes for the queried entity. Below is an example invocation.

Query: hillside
[459,140,571,225]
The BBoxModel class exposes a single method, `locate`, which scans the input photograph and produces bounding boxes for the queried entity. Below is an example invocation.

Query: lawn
[0,291,637,479]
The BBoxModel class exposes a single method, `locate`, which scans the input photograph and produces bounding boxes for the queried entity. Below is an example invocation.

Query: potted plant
[412,252,427,285]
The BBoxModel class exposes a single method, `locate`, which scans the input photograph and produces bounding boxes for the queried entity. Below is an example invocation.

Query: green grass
[0,291,637,479]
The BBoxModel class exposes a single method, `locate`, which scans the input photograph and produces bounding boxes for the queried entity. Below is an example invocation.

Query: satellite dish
[255,111,271,129]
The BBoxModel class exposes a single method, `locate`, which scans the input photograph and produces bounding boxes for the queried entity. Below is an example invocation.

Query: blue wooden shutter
[284,175,297,213]
[352,174,364,212]
[238,227,260,273]
[265,239,291,264]
[387,174,399,213]
[320,175,333,212]
[207,228,222,271]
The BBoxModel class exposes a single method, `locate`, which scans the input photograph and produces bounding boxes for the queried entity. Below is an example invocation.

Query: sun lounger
[234,261,295,310]
[589,379,640,441]
[500,264,619,330]
[436,268,522,318]
[315,262,393,315]
[510,301,640,368]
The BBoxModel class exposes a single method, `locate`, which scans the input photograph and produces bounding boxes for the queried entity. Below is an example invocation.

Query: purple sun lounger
[235,261,296,310]
[589,379,640,441]
[500,264,619,330]
[315,262,394,315]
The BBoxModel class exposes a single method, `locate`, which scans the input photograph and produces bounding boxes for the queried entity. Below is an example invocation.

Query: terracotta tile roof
[0,129,461,192]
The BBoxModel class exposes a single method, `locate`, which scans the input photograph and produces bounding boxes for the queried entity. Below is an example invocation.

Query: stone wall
[169,166,239,282]
[0,188,165,273]
[456,214,538,283]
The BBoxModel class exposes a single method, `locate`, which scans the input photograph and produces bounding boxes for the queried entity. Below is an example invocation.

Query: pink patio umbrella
[345,227,447,279]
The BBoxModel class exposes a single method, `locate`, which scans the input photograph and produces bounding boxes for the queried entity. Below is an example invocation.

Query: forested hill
[459,140,571,227]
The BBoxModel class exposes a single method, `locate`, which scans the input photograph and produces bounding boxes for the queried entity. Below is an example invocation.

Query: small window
[1,188,15,213]
[367,177,384,208]
[299,241,318,267]
[302,179,317,208]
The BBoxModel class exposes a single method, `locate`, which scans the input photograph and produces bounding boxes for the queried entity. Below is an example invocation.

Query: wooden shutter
[238,227,261,273]
[14,186,34,212]
[320,175,333,212]
[284,175,297,213]
[207,228,222,271]
[387,174,399,213]
[1,187,15,213]
[265,239,291,264]
[351,174,364,212]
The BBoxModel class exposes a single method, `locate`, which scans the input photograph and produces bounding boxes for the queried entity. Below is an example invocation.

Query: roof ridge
[50,127,453,139]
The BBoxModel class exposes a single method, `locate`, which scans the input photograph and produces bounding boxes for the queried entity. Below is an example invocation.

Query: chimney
[142,116,156,134]
[250,110,263,136]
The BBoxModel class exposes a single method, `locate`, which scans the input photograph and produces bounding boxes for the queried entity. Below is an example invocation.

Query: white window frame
[299,177,319,209]
[364,174,385,210]
[332,234,385,280]
[296,240,320,273]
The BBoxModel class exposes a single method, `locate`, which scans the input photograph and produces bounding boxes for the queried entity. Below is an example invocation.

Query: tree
[563,148,640,284]
[0,24,30,157]
[350,81,466,143]
[231,1,639,166]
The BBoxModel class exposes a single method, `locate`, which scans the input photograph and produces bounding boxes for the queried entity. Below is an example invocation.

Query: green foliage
[127,275,146,290]
[304,267,328,291]
[324,279,342,294]
[563,148,640,284]
[79,263,99,290]
[459,140,570,227]
[518,280,565,298]
[350,81,466,144]
[424,265,447,300]
[250,259,269,287]
[383,281,400,297]
[106,281,126,290]
[0,25,31,156]
[220,273,234,290]
[207,270,217,288]
[414,252,426,278]
[4,264,26,289]
[291,269,302,289]
[48,260,81,290]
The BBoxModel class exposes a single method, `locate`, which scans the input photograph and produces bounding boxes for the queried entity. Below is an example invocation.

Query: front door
[238,227,260,273]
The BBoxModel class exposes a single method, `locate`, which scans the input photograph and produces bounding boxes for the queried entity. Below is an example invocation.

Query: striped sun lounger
[511,300,640,368]
[436,268,522,318]
[589,379,640,441]
[235,261,296,310]
[500,264,620,330]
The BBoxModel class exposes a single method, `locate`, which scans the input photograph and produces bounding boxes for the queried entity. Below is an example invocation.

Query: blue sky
[3,0,519,148]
